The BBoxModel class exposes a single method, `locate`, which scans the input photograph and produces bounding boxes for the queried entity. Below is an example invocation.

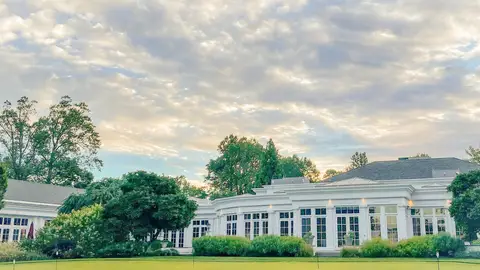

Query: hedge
[0,243,49,262]
[193,235,313,257]
[341,234,465,258]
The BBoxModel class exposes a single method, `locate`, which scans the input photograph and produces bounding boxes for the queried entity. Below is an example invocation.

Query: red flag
[27,222,34,239]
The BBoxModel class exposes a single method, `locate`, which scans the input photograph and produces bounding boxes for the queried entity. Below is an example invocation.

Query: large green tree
[206,135,264,195]
[33,96,102,186]
[103,171,198,243]
[174,176,208,199]
[0,163,7,209]
[59,178,124,214]
[323,169,342,179]
[466,146,480,164]
[276,154,321,182]
[0,97,37,180]
[447,170,480,241]
[257,139,280,185]
[348,152,368,170]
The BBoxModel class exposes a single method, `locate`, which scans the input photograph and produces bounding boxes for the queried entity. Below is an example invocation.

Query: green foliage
[0,163,7,209]
[448,170,480,241]
[257,139,280,186]
[103,171,198,242]
[193,236,251,256]
[0,96,102,187]
[348,152,368,170]
[277,236,314,257]
[0,243,49,262]
[340,247,361,257]
[432,233,465,256]
[455,250,480,258]
[276,155,321,182]
[249,235,282,257]
[31,204,112,258]
[466,146,480,164]
[145,248,180,257]
[59,177,124,214]
[395,236,436,257]
[174,176,208,199]
[360,238,395,257]
[323,169,342,179]
[96,241,147,258]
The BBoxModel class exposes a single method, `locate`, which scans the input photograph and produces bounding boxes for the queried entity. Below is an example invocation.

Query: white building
[170,157,479,252]
[1,157,478,253]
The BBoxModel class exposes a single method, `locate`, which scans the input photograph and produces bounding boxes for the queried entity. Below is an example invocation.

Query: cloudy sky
[1,0,480,184]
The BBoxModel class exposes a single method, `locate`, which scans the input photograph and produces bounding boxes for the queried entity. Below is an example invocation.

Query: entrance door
[336,216,360,247]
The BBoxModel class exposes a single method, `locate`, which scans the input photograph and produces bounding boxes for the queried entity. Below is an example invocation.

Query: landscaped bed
[0,257,479,270]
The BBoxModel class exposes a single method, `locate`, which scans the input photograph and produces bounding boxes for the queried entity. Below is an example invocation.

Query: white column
[420,216,426,236]
[311,208,317,247]
[326,206,335,249]
[406,209,413,238]
[268,209,275,235]
[380,206,388,240]
[237,212,245,237]
[294,208,301,237]
[397,206,408,240]
[359,205,368,244]
[433,216,439,234]
[185,222,193,248]
[274,211,280,235]
[220,215,226,235]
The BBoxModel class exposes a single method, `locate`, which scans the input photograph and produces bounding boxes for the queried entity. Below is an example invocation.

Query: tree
[276,155,321,182]
[323,169,342,179]
[0,97,37,180]
[0,163,7,209]
[103,171,198,243]
[33,96,102,186]
[348,152,368,170]
[257,139,280,186]
[174,176,208,199]
[447,170,480,241]
[30,204,112,257]
[58,177,124,214]
[411,153,431,158]
[206,135,264,195]
[466,146,480,164]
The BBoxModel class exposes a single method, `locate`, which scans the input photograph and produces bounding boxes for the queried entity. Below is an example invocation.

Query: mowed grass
[1,257,479,270]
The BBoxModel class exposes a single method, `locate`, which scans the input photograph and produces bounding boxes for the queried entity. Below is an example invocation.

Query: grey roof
[4,179,84,205]
[271,177,310,185]
[327,157,480,182]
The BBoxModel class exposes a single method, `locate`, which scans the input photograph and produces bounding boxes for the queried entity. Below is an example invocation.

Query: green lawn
[1,257,479,270]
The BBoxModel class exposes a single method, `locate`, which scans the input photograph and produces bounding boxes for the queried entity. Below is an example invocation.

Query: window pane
[425,218,434,235]
[387,216,398,243]
[423,208,433,216]
[370,216,381,239]
[437,218,446,233]
[316,217,326,247]
[412,217,421,236]
[385,206,397,214]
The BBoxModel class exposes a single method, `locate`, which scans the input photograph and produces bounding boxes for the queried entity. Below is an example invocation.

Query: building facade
[0,157,478,253]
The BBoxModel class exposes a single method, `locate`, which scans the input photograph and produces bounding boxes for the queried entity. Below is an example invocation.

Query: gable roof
[327,157,480,182]
[4,179,84,205]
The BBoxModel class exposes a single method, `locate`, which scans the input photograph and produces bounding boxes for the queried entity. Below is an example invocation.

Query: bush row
[193,235,314,257]
[341,234,465,258]
[0,243,49,262]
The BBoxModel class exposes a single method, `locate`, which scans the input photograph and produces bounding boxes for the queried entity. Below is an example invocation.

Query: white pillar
[294,208,301,237]
[311,208,317,247]
[237,212,245,237]
[185,222,193,248]
[433,217,439,234]
[397,206,408,240]
[274,211,280,235]
[268,209,275,236]
[380,206,388,240]
[326,206,335,249]
[359,205,368,244]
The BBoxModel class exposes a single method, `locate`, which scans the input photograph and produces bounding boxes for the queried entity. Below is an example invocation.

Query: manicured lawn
[1,257,479,270]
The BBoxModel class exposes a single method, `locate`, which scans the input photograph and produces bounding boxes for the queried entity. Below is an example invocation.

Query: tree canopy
[206,135,321,198]
[323,169,342,179]
[0,96,102,187]
[447,170,480,241]
[103,171,198,242]
[466,146,480,164]
[0,163,7,209]
[348,152,368,170]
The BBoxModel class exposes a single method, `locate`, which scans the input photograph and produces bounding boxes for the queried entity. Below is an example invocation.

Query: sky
[1,0,480,184]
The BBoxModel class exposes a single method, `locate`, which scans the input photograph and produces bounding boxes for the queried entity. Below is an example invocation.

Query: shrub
[278,236,313,257]
[193,236,250,256]
[146,248,180,257]
[360,238,394,257]
[96,241,147,258]
[396,236,435,258]
[0,243,49,262]
[455,250,480,259]
[341,247,361,257]
[432,233,465,257]
[249,235,282,257]
[148,240,173,252]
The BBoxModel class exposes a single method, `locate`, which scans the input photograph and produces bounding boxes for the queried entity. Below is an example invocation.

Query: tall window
[20,229,26,240]
[12,229,19,242]
[387,216,398,242]
[178,229,185,248]
[193,219,209,238]
[244,214,251,237]
[425,218,434,235]
[300,208,312,237]
[226,215,237,236]
[369,207,381,239]
[412,217,421,236]
[171,231,177,247]
[2,229,9,242]
[316,208,327,247]
[437,218,446,233]
[279,212,294,236]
